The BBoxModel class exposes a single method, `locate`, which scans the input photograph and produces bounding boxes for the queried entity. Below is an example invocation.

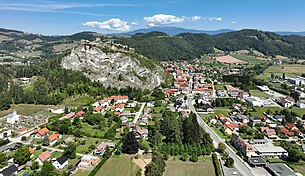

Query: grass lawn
[291,107,305,117]
[0,104,56,117]
[95,155,140,176]
[80,123,105,138]
[250,107,281,117]
[73,169,91,176]
[76,137,104,154]
[200,56,214,64]
[164,159,216,176]
[230,54,266,64]
[264,64,305,75]
[51,151,63,158]
[63,94,94,107]
[249,90,269,98]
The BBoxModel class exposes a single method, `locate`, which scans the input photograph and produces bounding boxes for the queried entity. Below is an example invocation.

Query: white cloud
[191,16,203,21]
[143,14,186,27]
[208,17,222,21]
[83,18,131,31]
[231,21,237,24]
[131,21,138,26]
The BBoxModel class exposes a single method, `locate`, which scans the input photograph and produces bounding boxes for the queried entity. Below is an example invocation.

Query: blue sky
[0,0,304,35]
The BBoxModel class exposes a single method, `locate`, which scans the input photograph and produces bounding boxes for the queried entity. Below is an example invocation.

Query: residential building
[297,100,305,108]
[52,155,68,170]
[48,134,62,146]
[78,156,101,170]
[0,129,11,139]
[34,128,50,138]
[134,126,148,139]
[279,97,295,108]
[0,165,18,176]
[260,127,277,138]
[94,142,115,155]
[36,151,51,165]
[249,116,261,125]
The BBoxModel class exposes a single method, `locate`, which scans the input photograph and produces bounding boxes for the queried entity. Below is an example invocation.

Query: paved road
[132,102,146,124]
[188,78,254,176]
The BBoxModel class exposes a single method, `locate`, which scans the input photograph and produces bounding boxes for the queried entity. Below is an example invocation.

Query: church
[6,109,20,124]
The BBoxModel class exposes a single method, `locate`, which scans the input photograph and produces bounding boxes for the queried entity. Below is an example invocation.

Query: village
[1,55,305,176]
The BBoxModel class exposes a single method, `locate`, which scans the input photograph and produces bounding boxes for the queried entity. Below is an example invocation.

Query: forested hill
[115,29,305,60]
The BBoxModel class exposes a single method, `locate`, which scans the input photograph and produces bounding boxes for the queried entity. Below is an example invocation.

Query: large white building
[6,109,20,124]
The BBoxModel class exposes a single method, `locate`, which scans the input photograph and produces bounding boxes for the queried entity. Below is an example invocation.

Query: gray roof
[267,163,296,176]
[248,158,267,166]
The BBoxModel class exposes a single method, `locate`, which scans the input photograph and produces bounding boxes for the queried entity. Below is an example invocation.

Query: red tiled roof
[48,134,60,142]
[76,110,85,117]
[114,112,120,116]
[35,128,49,136]
[286,123,295,129]
[29,147,34,154]
[93,107,103,112]
[39,151,51,162]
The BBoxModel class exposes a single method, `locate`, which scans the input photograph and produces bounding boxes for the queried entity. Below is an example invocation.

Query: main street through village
[187,76,254,176]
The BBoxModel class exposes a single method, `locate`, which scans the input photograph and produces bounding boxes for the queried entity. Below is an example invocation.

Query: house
[0,165,18,176]
[0,129,11,139]
[36,151,51,165]
[127,102,137,108]
[223,123,239,136]
[280,127,294,137]
[78,156,101,170]
[235,114,249,123]
[272,59,283,65]
[202,103,214,112]
[48,134,62,146]
[115,104,125,112]
[94,142,116,155]
[59,112,75,121]
[120,116,128,123]
[279,97,295,108]
[6,109,20,124]
[34,128,50,138]
[134,126,148,139]
[146,102,155,107]
[111,95,129,104]
[114,112,120,116]
[76,110,85,117]
[297,100,305,108]
[52,155,68,170]
[260,127,276,138]
[250,116,261,125]
[61,136,75,147]
[93,106,104,113]
[28,147,34,155]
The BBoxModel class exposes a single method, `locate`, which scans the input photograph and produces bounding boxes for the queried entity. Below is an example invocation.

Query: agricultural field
[200,55,214,63]
[73,170,91,176]
[215,55,247,65]
[264,64,305,75]
[164,159,216,176]
[230,54,267,64]
[95,155,140,176]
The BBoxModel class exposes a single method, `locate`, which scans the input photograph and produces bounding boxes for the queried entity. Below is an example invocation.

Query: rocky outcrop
[61,41,167,90]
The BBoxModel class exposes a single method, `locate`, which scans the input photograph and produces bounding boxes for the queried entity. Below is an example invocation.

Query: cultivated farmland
[215,55,247,64]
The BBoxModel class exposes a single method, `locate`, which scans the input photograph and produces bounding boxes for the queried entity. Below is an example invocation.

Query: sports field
[164,159,216,176]
[95,155,140,176]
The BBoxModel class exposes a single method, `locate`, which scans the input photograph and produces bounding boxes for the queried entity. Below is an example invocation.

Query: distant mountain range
[124,26,234,35]
[123,26,305,36]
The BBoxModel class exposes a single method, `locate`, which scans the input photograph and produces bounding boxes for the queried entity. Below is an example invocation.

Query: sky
[0,0,305,35]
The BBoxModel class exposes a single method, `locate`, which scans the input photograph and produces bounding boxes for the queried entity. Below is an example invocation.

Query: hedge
[212,153,222,176]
